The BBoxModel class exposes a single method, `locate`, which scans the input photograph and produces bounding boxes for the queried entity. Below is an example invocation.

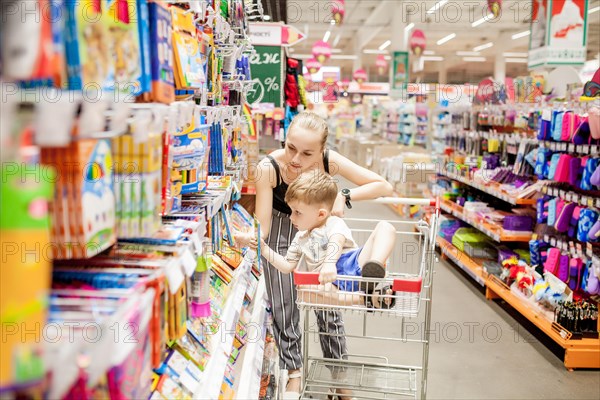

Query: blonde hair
[288,112,329,150]
[285,170,338,210]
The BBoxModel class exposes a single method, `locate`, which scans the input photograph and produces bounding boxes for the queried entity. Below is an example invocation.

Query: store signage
[390,51,409,98]
[246,46,284,106]
[322,72,339,103]
[488,0,502,18]
[312,40,332,64]
[409,30,426,57]
[528,0,589,69]
[249,23,306,46]
[332,0,345,24]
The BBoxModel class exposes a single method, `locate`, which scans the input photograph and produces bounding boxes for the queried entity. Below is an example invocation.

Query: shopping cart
[293,197,439,400]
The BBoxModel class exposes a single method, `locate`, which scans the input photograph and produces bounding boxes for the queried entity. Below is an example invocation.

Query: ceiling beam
[355,1,391,50]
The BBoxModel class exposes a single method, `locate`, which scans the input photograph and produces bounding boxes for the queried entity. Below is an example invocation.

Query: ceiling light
[588,6,600,14]
[363,49,389,54]
[463,57,487,62]
[427,0,448,14]
[263,15,271,21]
[333,34,341,47]
[424,50,435,55]
[331,48,343,53]
[423,56,444,61]
[330,19,336,25]
[437,33,456,45]
[472,13,494,27]
[473,42,494,52]
[512,30,530,40]
[506,58,528,63]
[405,23,415,32]
[456,51,481,56]
[379,40,391,51]
[384,56,391,60]
[503,52,528,57]
[323,30,331,42]
[332,55,359,60]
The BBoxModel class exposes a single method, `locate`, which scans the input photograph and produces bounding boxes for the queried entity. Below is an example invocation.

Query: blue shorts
[334,247,362,292]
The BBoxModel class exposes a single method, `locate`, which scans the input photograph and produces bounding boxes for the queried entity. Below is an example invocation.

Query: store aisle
[334,180,600,400]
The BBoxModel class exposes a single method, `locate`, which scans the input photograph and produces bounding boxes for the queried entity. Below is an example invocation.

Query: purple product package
[503,215,534,232]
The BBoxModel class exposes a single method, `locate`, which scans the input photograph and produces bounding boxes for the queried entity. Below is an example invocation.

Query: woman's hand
[331,192,346,217]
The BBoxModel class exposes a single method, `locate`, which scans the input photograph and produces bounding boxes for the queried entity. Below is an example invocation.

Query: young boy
[260,170,397,309]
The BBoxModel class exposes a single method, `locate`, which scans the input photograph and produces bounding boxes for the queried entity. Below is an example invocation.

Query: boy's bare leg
[358,221,396,268]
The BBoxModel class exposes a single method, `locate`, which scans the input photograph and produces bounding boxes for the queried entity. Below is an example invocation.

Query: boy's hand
[319,262,337,284]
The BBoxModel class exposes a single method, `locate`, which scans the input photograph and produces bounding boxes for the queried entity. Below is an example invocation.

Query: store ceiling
[267,0,600,84]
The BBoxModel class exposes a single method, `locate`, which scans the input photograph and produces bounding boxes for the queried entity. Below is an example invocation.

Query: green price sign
[247,46,284,106]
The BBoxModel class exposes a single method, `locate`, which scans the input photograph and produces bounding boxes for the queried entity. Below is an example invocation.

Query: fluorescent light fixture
[472,13,494,27]
[423,56,444,61]
[427,0,448,14]
[589,6,600,14]
[405,23,415,32]
[289,54,357,60]
[379,40,391,50]
[463,56,487,62]
[332,55,358,60]
[503,52,528,57]
[323,30,331,42]
[363,49,389,54]
[473,42,494,52]
[512,30,530,40]
[456,51,481,56]
[424,50,436,55]
[333,34,341,47]
[384,55,391,60]
[437,33,456,45]
[330,19,336,25]
[506,58,528,63]
[331,48,343,53]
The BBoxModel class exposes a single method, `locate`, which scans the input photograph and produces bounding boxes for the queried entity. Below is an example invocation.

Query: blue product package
[137,0,152,93]
[578,208,599,242]
[529,240,541,266]
[580,158,599,191]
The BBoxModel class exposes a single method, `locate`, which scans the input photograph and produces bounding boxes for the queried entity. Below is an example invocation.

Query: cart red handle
[293,271,321,285]
[294,271,423,293]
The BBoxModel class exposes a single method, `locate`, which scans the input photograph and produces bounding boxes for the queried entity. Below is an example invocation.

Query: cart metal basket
[293,197,439,400]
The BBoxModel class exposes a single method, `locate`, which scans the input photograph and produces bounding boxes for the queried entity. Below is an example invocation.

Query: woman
[240,112,393,399]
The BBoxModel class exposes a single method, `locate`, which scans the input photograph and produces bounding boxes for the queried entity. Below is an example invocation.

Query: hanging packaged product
[148,0,175,103]
[172,109,211,195]
[0,165,54,390]
[41,139,116,259]
[1,0,54,83]
[64,0,146,94]
[113,133,163,238]
[171,6,211,91]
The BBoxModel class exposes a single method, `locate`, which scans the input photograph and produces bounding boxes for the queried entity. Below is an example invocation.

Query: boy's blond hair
[285,170,338,210]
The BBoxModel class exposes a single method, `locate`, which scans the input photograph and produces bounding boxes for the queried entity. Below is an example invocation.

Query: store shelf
[485,275,600,370]
[439,170,536,206]
[541,184,600,209]
[195,262,251,400]
[436,234,600,369]
[234,277,268,400]
[436,236,486,286]
[539,140,600,155]
[440,199,533,242]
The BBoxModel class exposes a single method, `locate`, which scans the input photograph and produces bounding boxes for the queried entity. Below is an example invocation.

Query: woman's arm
[327,150,393,216]
[254,158,277,239]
